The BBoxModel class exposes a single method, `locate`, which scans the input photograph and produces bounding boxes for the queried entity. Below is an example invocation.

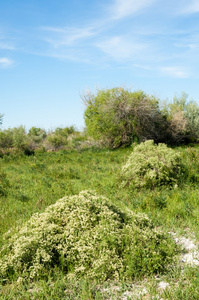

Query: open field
[0,144,199,299]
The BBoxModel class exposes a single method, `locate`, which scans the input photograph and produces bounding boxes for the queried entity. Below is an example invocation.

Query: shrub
[167,92,199,143]
[0,114,3,125]
[12,126,28,150]
[47,126,76,150]
[28,127,47,148]
[0,191,178,282]
[0,127,28,150]
[83,87,167,148]
[0,129,14,148]
[120,140,184,189]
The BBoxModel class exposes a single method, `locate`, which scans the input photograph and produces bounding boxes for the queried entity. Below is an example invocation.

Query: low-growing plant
[0,170,10,196]
[0,191,178,282]
[120,140,185,189]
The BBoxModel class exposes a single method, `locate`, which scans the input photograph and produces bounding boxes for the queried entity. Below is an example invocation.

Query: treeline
[83,87,199,147]
[1,87,199,154]
[0,125,86,155]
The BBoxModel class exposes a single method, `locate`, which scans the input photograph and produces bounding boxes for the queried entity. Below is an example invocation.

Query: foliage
[83,87,167,148]
[120,140,184,189]
[0,170,9,196]
[0,129,14,148]
[0,144,199,298]
[0,125,81,152]
[46,126,76,150]
[12,126,29,150]
[28,127,47,145]
[167,92,199,143]
[0,126,28,150]
[0,114,3,125]
[0,190,178,282]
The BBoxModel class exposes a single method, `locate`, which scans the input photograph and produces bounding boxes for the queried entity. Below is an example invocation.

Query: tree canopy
[83,87,167,147]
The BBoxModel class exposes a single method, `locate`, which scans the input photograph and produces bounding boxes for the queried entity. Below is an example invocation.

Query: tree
[28,127,47,144]
[83,87,167,148]
[12,126,28,150]
[167,92,199,143]
[47,126,76,149]
[0,128,14,148]
[0,114,3,125]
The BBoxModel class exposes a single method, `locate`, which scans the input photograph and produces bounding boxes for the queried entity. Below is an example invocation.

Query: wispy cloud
[180,0,199,14]
[108,0,156,20]
[0,57,14,68]
[160,66,190,78]
[96,36,147,60]
[41,26,95,48]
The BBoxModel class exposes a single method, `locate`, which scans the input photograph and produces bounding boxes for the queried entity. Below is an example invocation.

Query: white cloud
[180,0,199,14]
[0,57,14,68]
[96,36,146,60]
[108,0,156,20]
[42,26,95,48]
[160,66,189,78]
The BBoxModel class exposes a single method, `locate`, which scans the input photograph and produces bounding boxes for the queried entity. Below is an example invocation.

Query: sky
[1,0,199,131]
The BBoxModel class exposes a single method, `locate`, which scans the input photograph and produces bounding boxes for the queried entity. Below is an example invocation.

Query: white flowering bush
[0,191,178,282]
[121,140,184,189]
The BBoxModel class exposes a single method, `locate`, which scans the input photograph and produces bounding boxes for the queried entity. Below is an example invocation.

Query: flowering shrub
[0,191,178,281]
[121,140,184,189]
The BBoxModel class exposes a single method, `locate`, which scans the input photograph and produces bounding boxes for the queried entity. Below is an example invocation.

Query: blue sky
[1,0,199,131]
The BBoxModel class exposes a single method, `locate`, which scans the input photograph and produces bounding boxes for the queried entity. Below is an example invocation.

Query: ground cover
[0,144,199,299]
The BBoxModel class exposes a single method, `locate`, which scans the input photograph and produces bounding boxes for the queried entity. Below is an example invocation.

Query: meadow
[0,144,199,299]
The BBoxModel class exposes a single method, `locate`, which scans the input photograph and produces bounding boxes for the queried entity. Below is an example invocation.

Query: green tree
[0,128,14,148]
[0,114,3,125]
[83,87,167,148]
[12,126,28,150]
[167,92,199,143]
[47,126,76,149]
[28,127,47,144]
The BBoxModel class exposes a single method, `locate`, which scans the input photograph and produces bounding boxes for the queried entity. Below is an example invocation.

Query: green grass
[0,145,199,299]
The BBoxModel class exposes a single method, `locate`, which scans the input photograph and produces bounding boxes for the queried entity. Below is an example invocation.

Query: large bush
[167,92,199,143]
[28,127,47,147]
[83,87,167,148]
[0,129,14,149]
[0,126,28,150]
[120,140,184,189]
[46,126,76,150]
[0,114,3,125]
[0,191,178,282]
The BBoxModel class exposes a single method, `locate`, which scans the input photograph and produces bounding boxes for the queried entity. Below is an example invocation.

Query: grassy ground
[0,144,199,299]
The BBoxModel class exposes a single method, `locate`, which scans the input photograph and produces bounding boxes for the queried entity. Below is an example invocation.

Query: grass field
[0,144,199,299]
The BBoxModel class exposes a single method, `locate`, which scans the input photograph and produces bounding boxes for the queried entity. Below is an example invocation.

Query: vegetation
[0,191,178,282]
[83,88,199,147]
[0,144,199,298]
[167,92,199,143]
[120,140,186,189]
[83,87,167,147]
[0,125,85,154]
[0,87,199,298]
[0,114,3,126]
